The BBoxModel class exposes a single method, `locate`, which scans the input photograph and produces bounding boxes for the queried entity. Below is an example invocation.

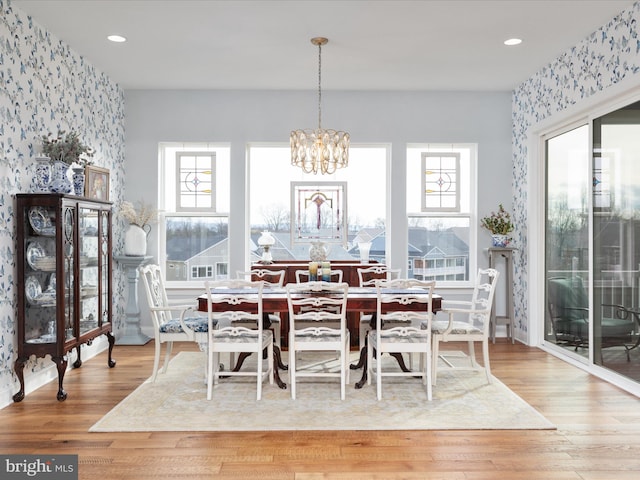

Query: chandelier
[291,37,350,175]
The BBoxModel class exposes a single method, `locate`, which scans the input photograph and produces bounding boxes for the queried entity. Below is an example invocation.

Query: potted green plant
[481,204,514,247]
[40,130,94,194]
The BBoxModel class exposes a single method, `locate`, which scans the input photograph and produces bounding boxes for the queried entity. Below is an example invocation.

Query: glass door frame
[529,87,640,398]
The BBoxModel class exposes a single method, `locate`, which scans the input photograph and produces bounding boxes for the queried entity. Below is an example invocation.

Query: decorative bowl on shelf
[28,207,55,236]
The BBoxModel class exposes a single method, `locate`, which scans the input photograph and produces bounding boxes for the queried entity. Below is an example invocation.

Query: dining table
[197,286,442,389]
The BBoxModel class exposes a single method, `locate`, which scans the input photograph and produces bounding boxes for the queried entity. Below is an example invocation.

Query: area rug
[90,352,554,432]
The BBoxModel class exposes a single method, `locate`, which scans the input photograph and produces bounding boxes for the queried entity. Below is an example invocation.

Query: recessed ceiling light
[504,38,522,46]
[107,35,127,43]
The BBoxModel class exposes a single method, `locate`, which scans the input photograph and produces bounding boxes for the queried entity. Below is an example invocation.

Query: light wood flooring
[1,340,640,479]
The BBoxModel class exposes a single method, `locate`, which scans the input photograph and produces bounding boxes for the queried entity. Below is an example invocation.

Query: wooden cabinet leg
[73,345,82,368]
[107,331,116,368]
[52,355,68,401]
[12,356,27,402]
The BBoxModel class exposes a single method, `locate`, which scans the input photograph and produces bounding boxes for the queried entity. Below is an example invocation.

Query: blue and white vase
[49,161,72,194]
[72,167,85,196]
[34,156,51,192]
[491,234,510,248]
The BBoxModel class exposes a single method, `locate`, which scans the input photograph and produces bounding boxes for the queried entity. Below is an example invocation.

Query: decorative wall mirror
[291,181,347,245]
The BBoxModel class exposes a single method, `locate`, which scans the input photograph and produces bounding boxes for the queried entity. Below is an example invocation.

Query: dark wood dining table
[197,287,442,389]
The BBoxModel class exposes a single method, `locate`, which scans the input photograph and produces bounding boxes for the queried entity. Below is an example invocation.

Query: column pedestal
[115,255,153,345]
[488,247,516,344]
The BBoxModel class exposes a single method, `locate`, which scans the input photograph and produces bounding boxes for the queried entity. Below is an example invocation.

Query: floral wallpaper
[512,2,640,339]
[0,0,126,404]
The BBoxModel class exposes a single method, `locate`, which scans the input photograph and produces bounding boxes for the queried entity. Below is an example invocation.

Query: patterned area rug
[90,352,554,432]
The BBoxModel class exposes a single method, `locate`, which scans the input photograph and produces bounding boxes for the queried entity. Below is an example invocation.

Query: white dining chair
[430,268,499,386]
[205,280,274,400]
[236,269,285,348]
[356,265,401,351]
[139,264,209,382]
[286,281,350,400]
[367,278,436,401]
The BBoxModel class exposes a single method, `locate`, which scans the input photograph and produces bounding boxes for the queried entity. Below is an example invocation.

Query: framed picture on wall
[85,166,110,201]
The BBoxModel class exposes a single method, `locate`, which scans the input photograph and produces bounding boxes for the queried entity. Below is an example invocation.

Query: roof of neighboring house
[408,227,469,258]
[166,233,228,261]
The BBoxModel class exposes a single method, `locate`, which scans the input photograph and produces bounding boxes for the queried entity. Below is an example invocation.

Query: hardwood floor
[1,341,639,479]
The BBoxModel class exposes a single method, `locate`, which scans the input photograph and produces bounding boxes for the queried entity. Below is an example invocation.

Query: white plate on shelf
[28,207,54,235]
[81,285,98,296]
[47,272,56,291]
[26,337,48,344]
[26,241,47,270]
[33,257,56,272]
[25,276,42,305]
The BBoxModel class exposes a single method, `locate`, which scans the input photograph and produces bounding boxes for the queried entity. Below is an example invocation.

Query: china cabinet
[14,193,116,402]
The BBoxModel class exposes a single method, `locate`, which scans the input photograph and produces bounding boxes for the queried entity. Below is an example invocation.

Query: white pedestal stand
[115,255,153,345]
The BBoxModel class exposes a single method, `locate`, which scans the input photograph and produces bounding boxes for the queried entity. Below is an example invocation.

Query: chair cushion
[212,331,272,343]
[294,331,342,342]
[429,320,482,335]
[159,316,210,333]
[602,316,635,337]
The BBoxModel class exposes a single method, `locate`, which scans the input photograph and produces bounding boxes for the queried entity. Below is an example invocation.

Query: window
[191,265,213,279]
[248,145,387,264]
[159,143,230,285]
[407,144,476,285]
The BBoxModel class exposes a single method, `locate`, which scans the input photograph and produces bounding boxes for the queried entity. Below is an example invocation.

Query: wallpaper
[512,2,640,339]
[0,0,126,404]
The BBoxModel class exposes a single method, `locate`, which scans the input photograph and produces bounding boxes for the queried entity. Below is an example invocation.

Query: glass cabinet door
[24,205,60,344]
[62,205,76,342]
[78,205,101,335]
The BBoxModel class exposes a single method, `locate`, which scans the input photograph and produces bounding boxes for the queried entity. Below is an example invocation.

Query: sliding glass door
[545,101,640,383]
[592,101,640,377]
[545,125,590,359]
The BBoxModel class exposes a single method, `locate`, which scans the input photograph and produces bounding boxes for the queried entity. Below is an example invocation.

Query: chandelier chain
[317,42,322,130]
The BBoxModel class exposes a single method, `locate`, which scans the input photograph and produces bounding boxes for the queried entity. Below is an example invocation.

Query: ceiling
[12,0,635,91]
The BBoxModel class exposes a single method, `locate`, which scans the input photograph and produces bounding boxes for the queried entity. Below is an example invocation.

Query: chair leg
[482,339,492,384]
[345,332,351,386]
[207,346,214,400]
[162,341,173,374]
[152,338,162,381]
[257,346,263,401]
[341,348,346,401]
[424,349,432,401]
[376,349,382,401]
[289,333,296,400]
[468,340,478,368]
[367,332,374,386]
[268,340,274,385]
[431,336,440,386]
